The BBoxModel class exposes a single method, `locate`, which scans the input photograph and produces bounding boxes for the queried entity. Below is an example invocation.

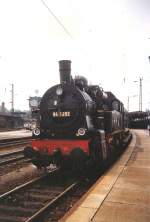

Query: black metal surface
[59,60,71,84]
[39,84,92,138]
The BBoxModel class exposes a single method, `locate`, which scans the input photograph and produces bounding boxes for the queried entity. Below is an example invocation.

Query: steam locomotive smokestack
[59,60,71,84]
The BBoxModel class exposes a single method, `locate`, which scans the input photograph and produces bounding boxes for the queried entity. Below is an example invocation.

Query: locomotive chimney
[59,60,71,84]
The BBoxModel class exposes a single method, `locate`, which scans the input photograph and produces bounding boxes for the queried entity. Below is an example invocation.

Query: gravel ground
[0,159,31,176]
[0,163,46,195]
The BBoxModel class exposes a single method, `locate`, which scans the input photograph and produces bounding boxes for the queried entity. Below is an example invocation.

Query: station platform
[0,129,32,140]
[61,130,150,222]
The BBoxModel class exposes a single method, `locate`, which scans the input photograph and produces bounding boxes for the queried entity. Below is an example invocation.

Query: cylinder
[59,60,71,84]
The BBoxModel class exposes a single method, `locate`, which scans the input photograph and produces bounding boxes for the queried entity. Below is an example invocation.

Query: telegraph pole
[10,84,14,112]
[127,95,138,111]
[139,77,143,112]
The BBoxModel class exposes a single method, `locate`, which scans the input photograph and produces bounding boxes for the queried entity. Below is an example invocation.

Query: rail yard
[0,129,150,221]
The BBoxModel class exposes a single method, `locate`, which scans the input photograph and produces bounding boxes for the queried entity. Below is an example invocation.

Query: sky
[0,0,150,111]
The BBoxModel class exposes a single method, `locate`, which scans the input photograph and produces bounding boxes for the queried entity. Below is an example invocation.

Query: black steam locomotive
[24,60,130,170]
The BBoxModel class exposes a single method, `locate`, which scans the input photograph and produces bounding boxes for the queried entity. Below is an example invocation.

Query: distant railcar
[129,111,149,129]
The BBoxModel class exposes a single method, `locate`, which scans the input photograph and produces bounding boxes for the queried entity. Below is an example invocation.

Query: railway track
[0,137,31,149]
[0,150,28,166]
[0,169,79,222]
[0,134,132,221]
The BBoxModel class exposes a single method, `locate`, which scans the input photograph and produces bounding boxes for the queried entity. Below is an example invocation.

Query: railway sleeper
[21,201,43,209]
[0,214,24,222]
[27,188,60,195]
[20,193,50,202]
[0,205,35,217]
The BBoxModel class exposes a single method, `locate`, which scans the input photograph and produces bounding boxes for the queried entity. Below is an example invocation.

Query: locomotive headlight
[56,87,63,96]
[78,128,86,136]
[33,128,40,136]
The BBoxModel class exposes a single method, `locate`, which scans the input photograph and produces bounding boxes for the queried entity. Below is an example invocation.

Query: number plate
[52,111,71,117]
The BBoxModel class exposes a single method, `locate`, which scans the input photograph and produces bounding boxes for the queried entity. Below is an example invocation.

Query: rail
[0,137,31,148]
[0,168,79,222]
[0,150,28,166]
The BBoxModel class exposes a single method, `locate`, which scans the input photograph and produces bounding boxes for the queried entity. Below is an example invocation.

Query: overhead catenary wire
[40,0,73,39]
[40,0,93,81]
